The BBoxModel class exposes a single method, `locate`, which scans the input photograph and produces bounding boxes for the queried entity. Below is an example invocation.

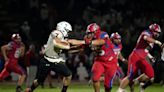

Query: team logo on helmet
[11,33,21,40]
[86,23,100,33]
[149,23,161,33]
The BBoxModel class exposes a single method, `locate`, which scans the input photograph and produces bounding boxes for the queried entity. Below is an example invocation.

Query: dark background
[0,0,163,58]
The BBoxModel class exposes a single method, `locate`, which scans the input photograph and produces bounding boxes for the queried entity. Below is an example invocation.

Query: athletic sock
[142,80,152,89]
[61,86,68,92]
[31,83,38,91]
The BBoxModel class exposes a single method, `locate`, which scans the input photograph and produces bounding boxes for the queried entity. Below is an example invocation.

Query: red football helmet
[11,33,21,40]
[86,23,100,33]
[110,32,121,39]
[149,23,161,33]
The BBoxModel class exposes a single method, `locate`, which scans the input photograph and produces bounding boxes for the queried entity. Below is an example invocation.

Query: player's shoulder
[141,30,152,36]
[51,30,63,39]
[100,31,109,38]
[7,41,14,46]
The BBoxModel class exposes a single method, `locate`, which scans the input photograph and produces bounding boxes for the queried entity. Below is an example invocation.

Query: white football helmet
[56,21,72,37]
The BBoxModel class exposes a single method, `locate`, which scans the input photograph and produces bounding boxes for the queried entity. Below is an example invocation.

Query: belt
[44,55,65,63]
[44,54,59,59]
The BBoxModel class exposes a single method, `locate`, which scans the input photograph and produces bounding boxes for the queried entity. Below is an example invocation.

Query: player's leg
[91,61,104,92]
[129,81,135,92]
[0,68,10,81]
[139,59,154,92]
[53,62,72,92]
[133,73,147,84]
[117,53,138,92]
[161,61,164,86]
[47,72,54,88]
[26,66,37,88]
[104,64,117,92]
[116,66,124,83]
[12,64,26,92]
[25,58,51,92]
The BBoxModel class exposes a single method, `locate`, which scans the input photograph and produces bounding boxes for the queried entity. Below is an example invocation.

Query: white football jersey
[161,48,164,61]
[44,30,66,63]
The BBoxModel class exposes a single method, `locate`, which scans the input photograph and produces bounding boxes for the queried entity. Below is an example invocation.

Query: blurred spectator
[77,62,88,81]
[25,44,38,87]
[67,53,77,79]
[40,3,49,21]
[29,0,39,9]
[20,21,31,45]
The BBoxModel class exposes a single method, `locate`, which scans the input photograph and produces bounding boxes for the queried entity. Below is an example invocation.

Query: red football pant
[127,51,154,80]
[0,60,25,80]
[91,60,117,89]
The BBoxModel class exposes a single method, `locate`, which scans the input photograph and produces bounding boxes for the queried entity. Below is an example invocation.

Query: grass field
[0,81,164,92]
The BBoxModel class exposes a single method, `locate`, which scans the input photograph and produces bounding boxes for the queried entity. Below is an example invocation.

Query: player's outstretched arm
[118,53,128,64]
[143,35,162,46]
[53,37,70,50]
[68,39,85,46]
[90,39,105,46]
[161,43,164,48]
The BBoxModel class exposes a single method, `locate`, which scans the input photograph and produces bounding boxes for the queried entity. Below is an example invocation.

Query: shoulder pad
[142,30,151,36]
[51,30,64,40]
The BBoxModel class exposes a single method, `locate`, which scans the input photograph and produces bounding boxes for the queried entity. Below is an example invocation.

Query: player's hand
[84,38,92,45]
[123,59,128,64]
[84,34,93,45]
[150,57,156,63]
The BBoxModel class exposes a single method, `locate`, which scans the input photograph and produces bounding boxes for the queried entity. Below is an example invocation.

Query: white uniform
[44,30,66,63]
[161,48,164,61]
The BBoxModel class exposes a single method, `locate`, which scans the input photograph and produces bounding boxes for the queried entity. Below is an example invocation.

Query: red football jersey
[93,31,117,62]
[7,41,24,60]
[134,30,154,58]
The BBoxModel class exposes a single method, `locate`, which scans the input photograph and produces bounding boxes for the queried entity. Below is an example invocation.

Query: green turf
[0,82,164,92]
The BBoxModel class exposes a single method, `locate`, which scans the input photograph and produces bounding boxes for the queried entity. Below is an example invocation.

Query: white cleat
[116,88,126,92]
[139,82,145,92]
